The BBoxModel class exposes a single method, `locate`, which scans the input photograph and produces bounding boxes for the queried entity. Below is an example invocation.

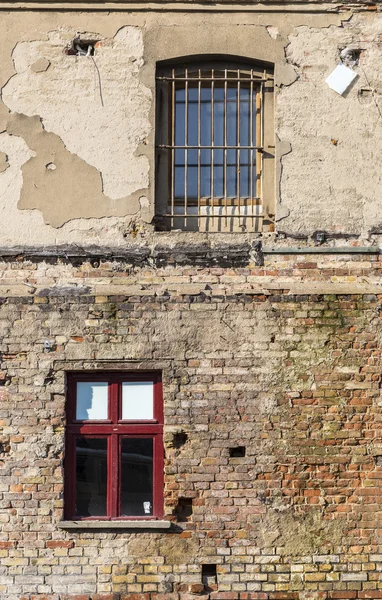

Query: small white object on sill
[325,64,357,96]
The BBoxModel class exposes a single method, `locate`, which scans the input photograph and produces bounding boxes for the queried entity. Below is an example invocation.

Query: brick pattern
[0,255,381,600]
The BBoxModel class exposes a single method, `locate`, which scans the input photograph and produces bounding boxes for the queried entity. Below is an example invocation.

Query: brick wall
[0,254,381,600]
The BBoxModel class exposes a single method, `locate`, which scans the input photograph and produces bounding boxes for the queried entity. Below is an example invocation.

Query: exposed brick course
[0,255,382,600]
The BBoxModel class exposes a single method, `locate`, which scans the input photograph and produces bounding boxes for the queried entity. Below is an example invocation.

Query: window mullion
[65,433,76,519]
[110,381,119,423]
[153,434,164,519]
[109,433,119,518]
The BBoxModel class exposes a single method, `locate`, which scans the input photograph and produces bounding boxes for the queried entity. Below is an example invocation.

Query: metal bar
[198,69,201,230]
[237,69,241,229]
[172,197,261,206]
[224,69,228,226]
[256,81,262,214]
[184,68,188,229]
[262,246,380,254]
[250,70,254,229]
[157,76,273,83]
[164,213,264,219]
[171,68,175,228]
[211,69,215,229]
[160,145,263,150]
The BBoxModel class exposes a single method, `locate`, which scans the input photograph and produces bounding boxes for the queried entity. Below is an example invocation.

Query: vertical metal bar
[250,69,254,229]
[211,69,215,228]
[224,69,228,226]
[237,69,241,228]
[197,69,201,229]
[171,68,175,228]
[184,68,188,229]
[256,79,262,217]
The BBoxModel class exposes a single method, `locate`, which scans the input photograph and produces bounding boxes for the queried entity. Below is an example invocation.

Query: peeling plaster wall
[277,13,382,237]
[0,8,380,244]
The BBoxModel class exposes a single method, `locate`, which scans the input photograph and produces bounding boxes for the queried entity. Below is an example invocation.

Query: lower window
[64,373,164,520]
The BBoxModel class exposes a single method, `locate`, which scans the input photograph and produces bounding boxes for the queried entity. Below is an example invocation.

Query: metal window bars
[156,64,272,231]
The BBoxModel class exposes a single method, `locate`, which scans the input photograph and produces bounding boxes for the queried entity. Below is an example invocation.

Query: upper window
[64,373,164,520]
[155,57,274,232]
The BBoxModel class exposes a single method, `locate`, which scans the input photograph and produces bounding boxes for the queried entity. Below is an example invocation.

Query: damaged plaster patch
[254,508,344,555]
[0,151,9,173]
[31,57,50,73]
[267,26,279,40]
[2,26,151,222]
[6,113,142,227]
[0,130,37,226]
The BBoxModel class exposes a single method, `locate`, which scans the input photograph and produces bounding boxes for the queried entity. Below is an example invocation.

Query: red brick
[46,540,75,549]
[328,594,357,599]
[0,541,16,548]
[188,584,205,593]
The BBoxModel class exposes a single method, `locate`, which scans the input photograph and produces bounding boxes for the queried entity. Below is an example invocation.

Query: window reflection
[121,438,153,517]
[76,438,107,517]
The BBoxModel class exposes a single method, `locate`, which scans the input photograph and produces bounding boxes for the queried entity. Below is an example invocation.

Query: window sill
[58,520,172,530]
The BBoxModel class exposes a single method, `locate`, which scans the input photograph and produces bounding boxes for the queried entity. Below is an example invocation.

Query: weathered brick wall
[0,254,382,600]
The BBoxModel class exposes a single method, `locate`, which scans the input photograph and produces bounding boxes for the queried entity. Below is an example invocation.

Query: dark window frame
[64,372,164,521]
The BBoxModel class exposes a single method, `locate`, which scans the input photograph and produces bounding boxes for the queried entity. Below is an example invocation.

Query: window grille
[155,59,274,232]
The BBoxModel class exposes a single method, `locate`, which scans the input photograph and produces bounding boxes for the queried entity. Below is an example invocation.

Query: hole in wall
[358,88,373,105]
[175,497,193,522]
[339,47,361,67]
[45,163,56,171]
[201,564,217,591]
[65,39,98,56]
[376,456,382,467]
[0,438,11,455]
[172,432,188,449]
[229,446,246,458]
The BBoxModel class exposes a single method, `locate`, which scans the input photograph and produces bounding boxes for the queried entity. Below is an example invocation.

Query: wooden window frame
[64,372,164,521]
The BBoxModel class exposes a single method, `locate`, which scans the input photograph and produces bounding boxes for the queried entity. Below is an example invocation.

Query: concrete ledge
[58,520,172,530]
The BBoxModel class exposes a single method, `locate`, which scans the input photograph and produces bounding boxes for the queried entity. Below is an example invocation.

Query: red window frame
[65,372,164,520]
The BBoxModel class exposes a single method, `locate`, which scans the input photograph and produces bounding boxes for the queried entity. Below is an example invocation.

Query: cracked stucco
[1,26,151,227]
[277,13,382,237]
[1,9,379,245]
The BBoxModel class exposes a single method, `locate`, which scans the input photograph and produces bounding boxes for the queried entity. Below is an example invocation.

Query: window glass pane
[76,382,108,420]
[171,69,260,205]
[227,96,237,146]
[175,166,185,198]
[213,89,224,146]
[240,89,250,146]
[201,164,211,198]
[200,87,212,147]
[175,90,185,146]
[121,438,153,517]
[76,438,107,517]
[188,97,198,146]
[188,166,198,198]
[122,381,154,420]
